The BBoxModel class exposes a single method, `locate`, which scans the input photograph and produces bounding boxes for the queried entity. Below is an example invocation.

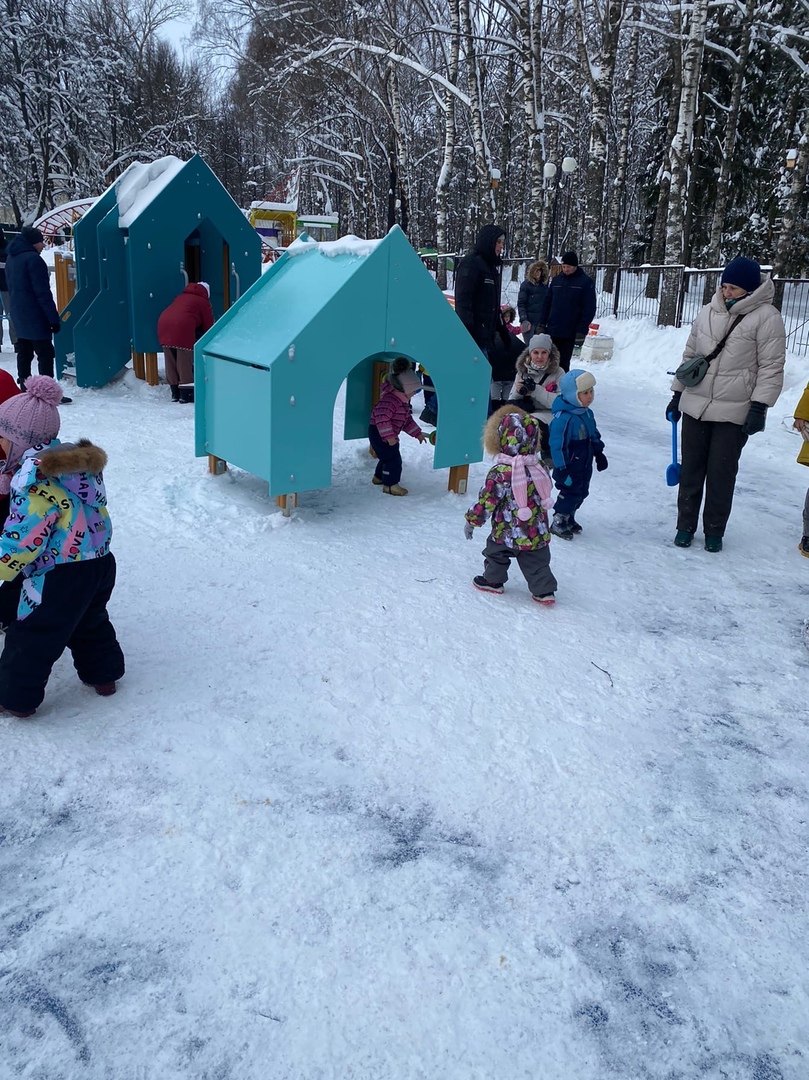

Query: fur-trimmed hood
[483,405,540,457]
[35,439,107,478]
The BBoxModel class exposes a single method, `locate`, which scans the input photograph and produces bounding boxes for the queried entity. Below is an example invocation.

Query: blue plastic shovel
[666,416,681,486]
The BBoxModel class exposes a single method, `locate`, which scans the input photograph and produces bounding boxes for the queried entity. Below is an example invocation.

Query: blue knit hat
[721,257,761,294]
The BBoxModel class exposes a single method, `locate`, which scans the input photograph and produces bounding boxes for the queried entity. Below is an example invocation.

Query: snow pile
[286,233,384,258]
[115,156,186,228]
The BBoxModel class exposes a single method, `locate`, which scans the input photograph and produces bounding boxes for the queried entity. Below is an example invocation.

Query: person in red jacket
[156,282,214,403]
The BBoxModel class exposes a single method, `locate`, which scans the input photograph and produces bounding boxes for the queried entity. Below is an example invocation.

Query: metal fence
[421,255,809,358]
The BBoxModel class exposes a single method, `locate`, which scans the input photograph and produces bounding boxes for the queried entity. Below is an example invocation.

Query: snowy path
[1,323,807,1079]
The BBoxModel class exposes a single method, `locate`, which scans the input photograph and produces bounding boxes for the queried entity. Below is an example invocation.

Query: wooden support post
[448,465,469,494]
[132,351,146,380]
[144,352,159,386]
[53,253,76,310]
[275,494,298,516]
[208,455,227,475]
[372,361,389,407]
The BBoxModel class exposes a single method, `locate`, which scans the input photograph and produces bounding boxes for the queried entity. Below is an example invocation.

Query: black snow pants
[0,552,125,714]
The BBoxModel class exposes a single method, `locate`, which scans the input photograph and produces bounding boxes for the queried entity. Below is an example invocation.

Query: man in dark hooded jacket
[454,224,506,357]
[6,227,70,400]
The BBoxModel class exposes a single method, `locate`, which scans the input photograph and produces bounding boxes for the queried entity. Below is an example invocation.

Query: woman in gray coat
[666,256,786,552]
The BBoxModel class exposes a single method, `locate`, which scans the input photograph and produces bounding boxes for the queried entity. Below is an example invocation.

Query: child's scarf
[496,451,554,521]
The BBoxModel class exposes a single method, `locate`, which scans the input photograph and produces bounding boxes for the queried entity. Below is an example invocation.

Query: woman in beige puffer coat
[666,256,786,552]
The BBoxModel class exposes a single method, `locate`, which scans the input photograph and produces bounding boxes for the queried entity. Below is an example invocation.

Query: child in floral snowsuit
[464,406,557,605]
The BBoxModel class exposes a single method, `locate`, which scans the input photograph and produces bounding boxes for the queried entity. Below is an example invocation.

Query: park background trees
[0,0,806,274]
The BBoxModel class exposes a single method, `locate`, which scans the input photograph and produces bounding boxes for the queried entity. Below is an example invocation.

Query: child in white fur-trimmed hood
[0,376,125,717]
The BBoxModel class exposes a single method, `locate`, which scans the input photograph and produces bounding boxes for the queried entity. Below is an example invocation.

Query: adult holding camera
[666,256,786,553]
[508,334,563,461]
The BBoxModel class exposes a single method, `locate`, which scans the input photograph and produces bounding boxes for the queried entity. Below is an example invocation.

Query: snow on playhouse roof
[285,233,383,259]
[115,155,186,228]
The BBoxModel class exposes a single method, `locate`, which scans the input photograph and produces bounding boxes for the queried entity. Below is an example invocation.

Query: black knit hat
[560,250,579,267]
[20,226,44,246]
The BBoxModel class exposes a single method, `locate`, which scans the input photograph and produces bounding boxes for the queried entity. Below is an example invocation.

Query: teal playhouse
[194,225,492,506]
[55,154,261,388]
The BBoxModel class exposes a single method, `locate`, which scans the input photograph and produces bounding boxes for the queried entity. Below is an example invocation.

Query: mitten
[666,391,682,422]
[595,452,608,472]
[464,521,475,540]
[554,467,573,488]
[50,322,61,334]
[574,333,586,348]
[544,382,557,394]
[742,400,767,436]
[520,320,531,334]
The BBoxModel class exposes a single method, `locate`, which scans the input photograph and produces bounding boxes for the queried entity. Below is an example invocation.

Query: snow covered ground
[1,319,808,1079]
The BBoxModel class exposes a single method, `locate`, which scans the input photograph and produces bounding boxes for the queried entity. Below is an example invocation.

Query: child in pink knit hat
[0,376,124,717]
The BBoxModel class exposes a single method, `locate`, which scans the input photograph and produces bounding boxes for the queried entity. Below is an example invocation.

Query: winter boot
[169,384,181,402]
[674,529,694,547]
[569,517,582,534]
[371,475,383,486]
[90,682,117,696]
[799,536,809,558]
[178,387,194,404]
[419,406,438,426]
[383,483,408,496]
[0,704,36,718]
[533,593,556,606]
[550,513,574,540]
[473,576,504,594]
[704,535,723,553]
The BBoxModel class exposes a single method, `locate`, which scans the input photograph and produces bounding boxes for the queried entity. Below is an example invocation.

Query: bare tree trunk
[645,48,682,299]
[459,0,494,230]
[574,0,624,264]
[773,106,809,278]
[660,0,708,324]
[498,47,516,234]
[603,13,639,292]
[519,0,545,256]
[706,0,757,266]
[435,0,460,288]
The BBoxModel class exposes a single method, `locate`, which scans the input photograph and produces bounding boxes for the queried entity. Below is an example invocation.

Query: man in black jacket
[454,224,506,358]
[0,228,17,352]
[539,250,596,372]
[6,227,71,400]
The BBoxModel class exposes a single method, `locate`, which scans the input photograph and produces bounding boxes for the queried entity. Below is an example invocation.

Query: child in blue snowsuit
[548,369,607,539]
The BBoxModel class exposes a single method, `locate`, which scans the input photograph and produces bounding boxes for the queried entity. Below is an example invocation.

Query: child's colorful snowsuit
[466,407,557,597]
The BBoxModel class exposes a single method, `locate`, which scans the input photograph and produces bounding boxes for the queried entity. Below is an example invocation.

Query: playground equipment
[55,155,261,388]
[195,226,491,509]
[579,322,615,362]
[34,199,96,242]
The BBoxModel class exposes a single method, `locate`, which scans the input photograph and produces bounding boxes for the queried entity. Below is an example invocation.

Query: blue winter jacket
[549,371,604,470]
[540,267,596,339]
[5,234,60,340]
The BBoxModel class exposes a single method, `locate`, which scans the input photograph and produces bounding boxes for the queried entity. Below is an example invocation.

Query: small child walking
[0,376,125,717]
[793,379,809,557]
[465,406,558,605]
[369,359,427,496]
[548,369,608,540]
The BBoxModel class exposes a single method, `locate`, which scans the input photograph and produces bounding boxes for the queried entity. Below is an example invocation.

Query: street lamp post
[544,157,578,261]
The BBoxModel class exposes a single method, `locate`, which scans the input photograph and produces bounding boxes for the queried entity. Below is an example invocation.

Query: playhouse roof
[116,156,186,228]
